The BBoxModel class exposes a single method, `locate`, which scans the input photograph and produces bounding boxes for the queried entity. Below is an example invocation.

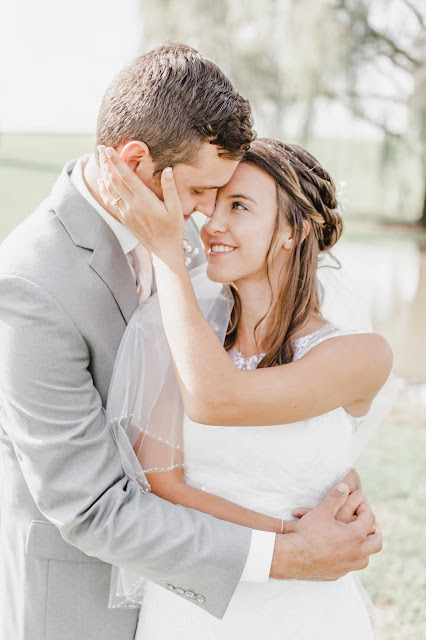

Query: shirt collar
[70,154,139,255]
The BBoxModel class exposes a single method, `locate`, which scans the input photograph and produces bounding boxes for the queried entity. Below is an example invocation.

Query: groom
[0,43,381,640]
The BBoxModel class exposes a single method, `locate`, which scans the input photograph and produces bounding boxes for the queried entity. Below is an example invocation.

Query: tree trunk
[419,180,426,226]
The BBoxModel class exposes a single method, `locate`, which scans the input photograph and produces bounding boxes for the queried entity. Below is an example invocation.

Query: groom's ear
[119,140,156,176]
[118,140,163,198]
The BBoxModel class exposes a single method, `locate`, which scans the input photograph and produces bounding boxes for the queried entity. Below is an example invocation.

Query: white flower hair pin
[335,180,347,216]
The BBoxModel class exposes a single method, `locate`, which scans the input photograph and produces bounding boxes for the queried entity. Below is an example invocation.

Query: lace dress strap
[294,323,372,427]
[293,323,367,361]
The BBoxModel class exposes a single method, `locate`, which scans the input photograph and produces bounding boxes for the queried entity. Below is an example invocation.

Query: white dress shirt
[70,155,152,303]
[70,155,276,582]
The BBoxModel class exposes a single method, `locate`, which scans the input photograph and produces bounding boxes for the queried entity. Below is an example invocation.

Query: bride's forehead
[219,162,276,197]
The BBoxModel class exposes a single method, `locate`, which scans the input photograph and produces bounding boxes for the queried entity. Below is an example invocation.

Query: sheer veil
[107,257,395,609]
[107,264,233,608]
[317,252,397,461]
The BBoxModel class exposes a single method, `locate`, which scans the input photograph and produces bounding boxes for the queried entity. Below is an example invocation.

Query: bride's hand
[291,469,376,532]
[97,145,185,256]
[292,491,376,533]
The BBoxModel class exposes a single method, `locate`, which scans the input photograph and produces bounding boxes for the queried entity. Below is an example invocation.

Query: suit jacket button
[175,587,185,595]
[195,594,206,604]
[166,584,175,592]
[184,590,195,599]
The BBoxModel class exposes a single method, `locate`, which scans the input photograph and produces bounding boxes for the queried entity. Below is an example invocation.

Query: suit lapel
[53,160,139,324]
[89,223,139,324]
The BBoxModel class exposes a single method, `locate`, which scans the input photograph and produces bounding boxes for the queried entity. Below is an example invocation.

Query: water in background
[333,237,426,424]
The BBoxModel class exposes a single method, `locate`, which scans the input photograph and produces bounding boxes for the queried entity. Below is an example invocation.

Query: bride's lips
[208,242,238,257]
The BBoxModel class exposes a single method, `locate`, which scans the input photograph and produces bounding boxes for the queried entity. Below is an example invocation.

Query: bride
[99,139,392,639]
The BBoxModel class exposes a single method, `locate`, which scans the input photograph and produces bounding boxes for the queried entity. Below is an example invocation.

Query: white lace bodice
[183,324,365,520]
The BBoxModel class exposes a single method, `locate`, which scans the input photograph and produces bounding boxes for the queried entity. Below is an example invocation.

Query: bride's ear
[281,219,311,250]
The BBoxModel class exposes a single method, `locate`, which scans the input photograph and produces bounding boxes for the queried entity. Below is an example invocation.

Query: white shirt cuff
[239,530,276,582]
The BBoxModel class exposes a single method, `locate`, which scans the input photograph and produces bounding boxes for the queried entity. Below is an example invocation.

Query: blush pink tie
[128,244,153,305]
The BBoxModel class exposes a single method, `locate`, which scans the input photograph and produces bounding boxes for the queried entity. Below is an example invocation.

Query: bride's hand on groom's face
[97,146,185,255]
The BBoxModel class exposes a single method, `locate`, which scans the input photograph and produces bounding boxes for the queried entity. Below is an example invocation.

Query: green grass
[0,133,424,243]
[303,137,424,223]
[0,133,95,241]
[357,422,426,639]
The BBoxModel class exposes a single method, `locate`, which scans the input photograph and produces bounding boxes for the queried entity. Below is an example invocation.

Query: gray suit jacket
[0,161,252,640]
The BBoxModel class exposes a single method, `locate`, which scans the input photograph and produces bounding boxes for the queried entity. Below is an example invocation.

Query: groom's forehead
[187,164,239,191]
[178,143,240,188]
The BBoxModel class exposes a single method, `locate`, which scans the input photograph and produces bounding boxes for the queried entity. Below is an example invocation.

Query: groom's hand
[270,483,382,581]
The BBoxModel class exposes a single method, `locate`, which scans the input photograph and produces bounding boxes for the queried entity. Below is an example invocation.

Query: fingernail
[337,483,349,493]
[164,167,173,180]
[105,147,114,157]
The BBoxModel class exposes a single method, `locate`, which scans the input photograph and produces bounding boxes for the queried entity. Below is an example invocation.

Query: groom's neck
[83,154,113,213]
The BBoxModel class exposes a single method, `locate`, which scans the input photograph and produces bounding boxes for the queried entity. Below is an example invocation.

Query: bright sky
[0,0,407,139]
[0,0,141,132]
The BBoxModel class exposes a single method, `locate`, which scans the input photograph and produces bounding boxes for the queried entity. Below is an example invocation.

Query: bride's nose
[204,208,228,235]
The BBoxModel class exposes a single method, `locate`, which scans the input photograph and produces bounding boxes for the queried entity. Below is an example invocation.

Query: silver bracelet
[280,518,285,534]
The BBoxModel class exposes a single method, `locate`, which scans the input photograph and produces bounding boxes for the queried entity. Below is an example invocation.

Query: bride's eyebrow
[228,193,258,205]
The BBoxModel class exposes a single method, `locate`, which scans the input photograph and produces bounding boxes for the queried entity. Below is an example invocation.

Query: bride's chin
[206,265,233,283]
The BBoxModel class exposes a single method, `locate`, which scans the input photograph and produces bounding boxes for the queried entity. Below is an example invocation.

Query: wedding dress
[135,323,374,640]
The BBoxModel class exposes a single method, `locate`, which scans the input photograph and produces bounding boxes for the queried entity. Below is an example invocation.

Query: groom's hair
[97,42,254,170]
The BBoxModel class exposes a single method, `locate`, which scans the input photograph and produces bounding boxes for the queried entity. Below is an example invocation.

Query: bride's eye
[193,189,206,196]
[232,201,248,211]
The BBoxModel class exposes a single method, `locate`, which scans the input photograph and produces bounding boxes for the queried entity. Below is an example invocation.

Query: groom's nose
[195,190,217,217]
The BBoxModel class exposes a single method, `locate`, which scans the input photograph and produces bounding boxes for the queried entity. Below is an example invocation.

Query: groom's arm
[0,274,252,619]
[0,274,382,612]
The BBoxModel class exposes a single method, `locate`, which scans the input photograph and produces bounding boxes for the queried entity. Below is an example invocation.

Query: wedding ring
[111,197,122,206]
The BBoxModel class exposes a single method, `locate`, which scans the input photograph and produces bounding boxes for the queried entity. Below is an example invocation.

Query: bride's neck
[233,277,273,356]
[232,272,326,357]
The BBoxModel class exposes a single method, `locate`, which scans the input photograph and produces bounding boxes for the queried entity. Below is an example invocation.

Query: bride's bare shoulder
[302,331,393,393]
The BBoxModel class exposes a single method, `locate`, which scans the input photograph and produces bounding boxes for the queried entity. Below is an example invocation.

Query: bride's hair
[225,138,343,366]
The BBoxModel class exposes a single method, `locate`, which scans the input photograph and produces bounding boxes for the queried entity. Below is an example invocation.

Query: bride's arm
[153,251,392,426]
[143,461,366,532]
[98,147,393,427]
[145,467,290,534]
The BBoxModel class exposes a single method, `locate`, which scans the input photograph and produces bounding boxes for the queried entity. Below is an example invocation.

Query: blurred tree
[330,0,426,224]
[139,0,425,222]
[138,0,347,140]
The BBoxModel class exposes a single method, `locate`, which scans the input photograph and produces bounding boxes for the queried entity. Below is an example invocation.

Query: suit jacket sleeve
[0,273,252,619]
